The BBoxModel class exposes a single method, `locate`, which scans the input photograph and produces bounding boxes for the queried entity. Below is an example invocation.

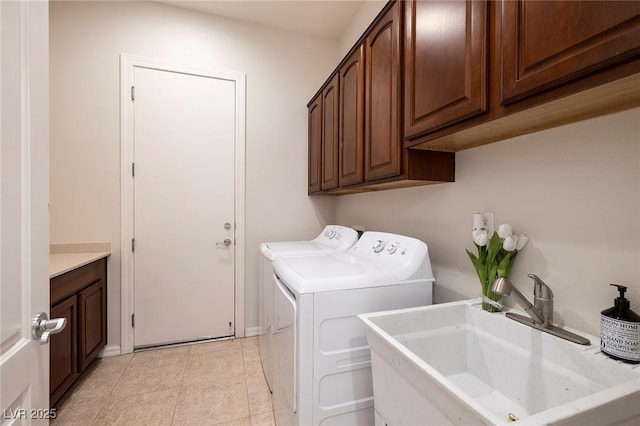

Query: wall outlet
[473,212,494,236]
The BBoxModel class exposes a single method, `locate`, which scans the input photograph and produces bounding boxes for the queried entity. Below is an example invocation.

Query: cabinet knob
[32,312,67,345]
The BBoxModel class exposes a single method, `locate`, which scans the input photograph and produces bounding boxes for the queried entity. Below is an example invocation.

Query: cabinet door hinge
[131,86,135,101]
[131,238,135,252]
[131,313,135,327]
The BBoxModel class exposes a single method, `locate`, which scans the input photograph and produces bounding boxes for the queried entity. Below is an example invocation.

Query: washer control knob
[327,230,336,239]
[335,232,342,240]
[372,240,386,253]
[387,243,398,254]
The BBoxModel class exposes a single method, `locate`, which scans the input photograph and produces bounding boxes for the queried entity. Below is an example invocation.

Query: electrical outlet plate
[483,212,494,237]
[473,212,494,236]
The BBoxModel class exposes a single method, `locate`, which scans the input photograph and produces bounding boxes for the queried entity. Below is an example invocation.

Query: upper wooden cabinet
[365,2,403,181]
[406,0,640,151]
[321,74,340,191]
[339,45,365,187]
[308,94,322,194]
[404,0,488,139]
[501,1,640,104]
[308,0,455,195]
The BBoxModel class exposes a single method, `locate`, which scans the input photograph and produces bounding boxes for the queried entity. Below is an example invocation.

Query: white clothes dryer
[258,225,359,391]
[271,231,435,426]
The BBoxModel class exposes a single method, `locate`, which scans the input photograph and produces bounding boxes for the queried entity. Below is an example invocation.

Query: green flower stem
[467,231,522,313]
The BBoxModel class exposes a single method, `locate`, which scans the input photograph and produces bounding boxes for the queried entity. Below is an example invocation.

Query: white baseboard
[99,345,122,358]
[244,326,263,337]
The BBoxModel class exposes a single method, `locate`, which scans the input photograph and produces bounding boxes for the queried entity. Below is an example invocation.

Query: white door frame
[120,54,246,354]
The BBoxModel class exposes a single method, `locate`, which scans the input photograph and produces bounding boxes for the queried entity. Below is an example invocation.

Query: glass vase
[481,279,503,312]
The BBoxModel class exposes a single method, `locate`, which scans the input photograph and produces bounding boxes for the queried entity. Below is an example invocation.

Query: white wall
[336,107,640,335]
[49,1,338,347]
[337,0,386,56]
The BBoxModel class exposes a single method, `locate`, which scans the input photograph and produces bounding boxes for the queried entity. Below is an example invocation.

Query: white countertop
[50,242,111,278]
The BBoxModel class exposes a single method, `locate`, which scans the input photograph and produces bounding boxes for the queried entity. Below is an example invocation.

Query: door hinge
[131,86,135,101]
[131,313,135,327]
[131,238,135,252]
[132,162,135,177]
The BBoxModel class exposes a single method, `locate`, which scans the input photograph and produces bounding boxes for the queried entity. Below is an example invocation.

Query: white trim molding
[99,345,122,358]
[244,327,263,338]
[119,54,246,354]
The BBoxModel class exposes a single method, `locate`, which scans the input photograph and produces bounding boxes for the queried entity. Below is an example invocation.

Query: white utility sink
[359,299,640,425]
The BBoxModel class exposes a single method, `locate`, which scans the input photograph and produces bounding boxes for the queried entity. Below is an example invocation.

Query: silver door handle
[216,238,232,247]
[32,312,67,345]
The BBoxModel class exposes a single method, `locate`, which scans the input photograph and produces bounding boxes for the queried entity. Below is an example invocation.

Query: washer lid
[273,253,399,294]
[272,231,435,294]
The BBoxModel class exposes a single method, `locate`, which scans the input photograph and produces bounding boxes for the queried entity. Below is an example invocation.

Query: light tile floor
[51,337,274,426]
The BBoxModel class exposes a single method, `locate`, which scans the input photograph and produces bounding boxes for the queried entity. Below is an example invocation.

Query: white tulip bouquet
[466,224,529,312]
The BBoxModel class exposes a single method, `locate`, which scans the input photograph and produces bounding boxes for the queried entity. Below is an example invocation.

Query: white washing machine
[271,231,434,426]
[258,225,359,391]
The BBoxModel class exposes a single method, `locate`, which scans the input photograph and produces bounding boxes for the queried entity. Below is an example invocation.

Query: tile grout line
[241,341,253,425]
[89,355,133,425]
[169,347,190,426]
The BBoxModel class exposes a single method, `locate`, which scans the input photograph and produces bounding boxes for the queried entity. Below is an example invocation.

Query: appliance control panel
[313,225,359,250]
[349,231,430,279]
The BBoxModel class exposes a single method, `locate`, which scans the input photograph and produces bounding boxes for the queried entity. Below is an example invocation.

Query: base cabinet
[50,258,107,407]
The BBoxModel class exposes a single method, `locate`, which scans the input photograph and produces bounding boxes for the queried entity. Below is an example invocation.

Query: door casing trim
[119,54,246,354]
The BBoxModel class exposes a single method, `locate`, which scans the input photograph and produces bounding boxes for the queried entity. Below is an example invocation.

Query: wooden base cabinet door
[501,1,640,104]
[365,1,402,182]
[78,280,107,372]
[404,0,487,139]
[50,296,78,407]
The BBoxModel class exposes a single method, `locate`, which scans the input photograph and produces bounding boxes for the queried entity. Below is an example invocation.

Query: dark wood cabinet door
[308,93,323,194]
[365,2,402,181]
[404,0,487,139]
[339,45,365,187]
[501,1,640,104]
[78,279,107,372]
[321,74,340,190]
[50,296,78,406]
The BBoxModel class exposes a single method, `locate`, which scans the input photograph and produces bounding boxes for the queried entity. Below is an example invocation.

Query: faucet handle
[528,274,553,299]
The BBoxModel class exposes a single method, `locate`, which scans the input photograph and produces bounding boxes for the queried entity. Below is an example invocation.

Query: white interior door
[1,0,51,418]
[133,66,236,348]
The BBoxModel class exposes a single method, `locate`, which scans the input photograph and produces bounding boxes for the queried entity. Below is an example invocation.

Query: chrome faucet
[490,274,590,345]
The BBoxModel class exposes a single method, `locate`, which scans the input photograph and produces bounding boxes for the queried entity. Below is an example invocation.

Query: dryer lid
[259,225,359,260]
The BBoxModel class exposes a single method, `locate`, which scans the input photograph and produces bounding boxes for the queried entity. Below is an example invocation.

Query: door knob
[32,312,67,345]
[216,238,232,247]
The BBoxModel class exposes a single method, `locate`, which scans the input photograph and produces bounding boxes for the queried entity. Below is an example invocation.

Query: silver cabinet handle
[32,312,67,345]
[216,238,232,247]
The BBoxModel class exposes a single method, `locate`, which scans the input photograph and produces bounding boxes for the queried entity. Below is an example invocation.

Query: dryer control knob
[327,230,336,239]
[372,240,386,253]
[387,243,398,254]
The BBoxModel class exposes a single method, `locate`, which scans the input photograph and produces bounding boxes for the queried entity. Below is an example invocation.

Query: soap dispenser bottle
[601,284,640,363]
